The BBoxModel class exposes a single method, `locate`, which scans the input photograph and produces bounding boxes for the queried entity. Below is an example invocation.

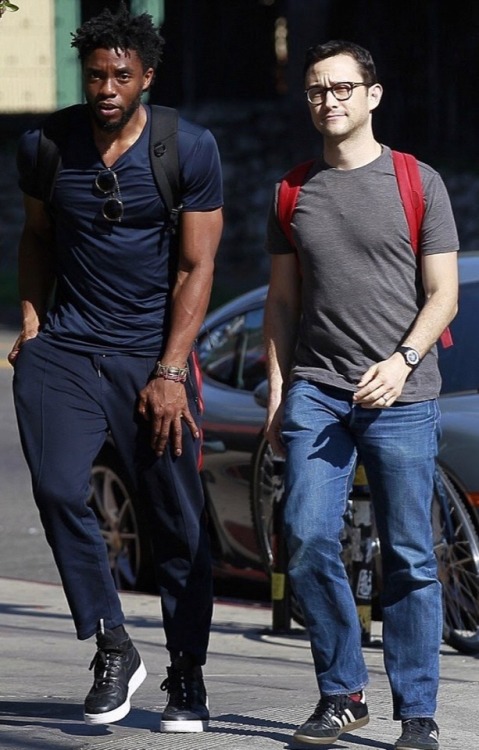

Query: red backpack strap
[392,150,452,348]
[277,159,315,247]
[391,150,424,256]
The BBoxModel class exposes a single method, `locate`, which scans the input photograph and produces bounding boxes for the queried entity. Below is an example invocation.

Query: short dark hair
[303,40,378,86]
[71,1,165,72]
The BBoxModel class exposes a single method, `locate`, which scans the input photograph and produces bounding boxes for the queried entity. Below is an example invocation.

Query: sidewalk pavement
[1,577,478,750]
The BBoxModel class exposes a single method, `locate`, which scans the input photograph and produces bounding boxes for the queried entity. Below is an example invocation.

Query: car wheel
[89,441,156,593]
[433,467,479,655]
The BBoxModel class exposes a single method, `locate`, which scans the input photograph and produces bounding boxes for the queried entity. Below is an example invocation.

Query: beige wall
[0,0,55,113]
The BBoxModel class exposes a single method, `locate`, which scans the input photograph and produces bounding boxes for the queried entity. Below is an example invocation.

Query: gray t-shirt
[265,146,459,401]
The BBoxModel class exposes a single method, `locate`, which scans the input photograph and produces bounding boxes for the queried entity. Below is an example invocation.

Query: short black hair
[71,2,165,72]
[303,40,378,86]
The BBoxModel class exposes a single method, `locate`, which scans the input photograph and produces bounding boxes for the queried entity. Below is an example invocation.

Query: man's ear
[368,83,383,112]
[143,67,155,92]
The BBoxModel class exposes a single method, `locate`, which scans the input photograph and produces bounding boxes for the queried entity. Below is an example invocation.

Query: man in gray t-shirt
[264,40,458,750]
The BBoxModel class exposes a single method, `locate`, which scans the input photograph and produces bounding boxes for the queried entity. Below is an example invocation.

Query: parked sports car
[90,252,479,654]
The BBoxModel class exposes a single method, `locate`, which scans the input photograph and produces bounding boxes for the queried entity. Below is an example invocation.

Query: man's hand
[7,330,38,366]
[137,378,200,457]
[353,353,411,408]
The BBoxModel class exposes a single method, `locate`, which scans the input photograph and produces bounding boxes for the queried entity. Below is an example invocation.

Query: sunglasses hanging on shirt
[94,168,124,222]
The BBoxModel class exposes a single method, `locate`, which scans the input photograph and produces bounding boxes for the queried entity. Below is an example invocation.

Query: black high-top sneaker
[160,653,209,732]
[84,622,147,725]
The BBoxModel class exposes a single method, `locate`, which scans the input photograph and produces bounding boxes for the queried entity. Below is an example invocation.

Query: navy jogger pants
[13,336,212,664]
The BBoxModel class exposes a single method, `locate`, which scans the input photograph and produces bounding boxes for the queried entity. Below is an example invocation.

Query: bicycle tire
[433,466,479,655]
[250,435,479,655]
[249,433,305,625]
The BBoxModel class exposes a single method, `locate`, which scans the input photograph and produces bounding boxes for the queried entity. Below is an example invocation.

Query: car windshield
[439,279,479,394]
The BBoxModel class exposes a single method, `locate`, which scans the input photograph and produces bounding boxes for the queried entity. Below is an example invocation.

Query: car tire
[433,467,479,655]
[90,441,157,593]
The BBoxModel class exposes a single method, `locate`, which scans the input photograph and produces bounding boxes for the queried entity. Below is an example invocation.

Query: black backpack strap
[37,104,182,229]
[36,105,82,205]
[149,105,182,232]
[37,128,62,204]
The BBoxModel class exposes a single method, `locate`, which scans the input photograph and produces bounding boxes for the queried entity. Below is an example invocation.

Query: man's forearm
[160,261,215,365]
[264,293,300,408]
[400,288,458,357]
[18,228,55,333]
[400,250,458,357]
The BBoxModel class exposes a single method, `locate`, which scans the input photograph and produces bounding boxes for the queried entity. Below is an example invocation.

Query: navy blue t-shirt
[17,105,223,354]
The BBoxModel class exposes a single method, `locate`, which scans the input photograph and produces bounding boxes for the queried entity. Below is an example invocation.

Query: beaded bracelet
[153,361,189,383]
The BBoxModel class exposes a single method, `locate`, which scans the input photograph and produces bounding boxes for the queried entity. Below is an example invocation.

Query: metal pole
[349,464,373,646]
[270,459,292,633]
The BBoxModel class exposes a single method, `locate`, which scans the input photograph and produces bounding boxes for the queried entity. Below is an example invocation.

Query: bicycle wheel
[250,434,276,571]
[249,434,378,628]
[249,434,305,625]
[433,466,479,655]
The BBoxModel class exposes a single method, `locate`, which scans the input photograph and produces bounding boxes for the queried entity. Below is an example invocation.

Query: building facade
[0,0,164,113]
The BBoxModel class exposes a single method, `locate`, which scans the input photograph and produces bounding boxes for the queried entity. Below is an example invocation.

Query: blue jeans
[282,380,442,720]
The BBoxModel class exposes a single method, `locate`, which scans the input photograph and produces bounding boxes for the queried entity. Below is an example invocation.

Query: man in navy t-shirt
[9,4,223,733]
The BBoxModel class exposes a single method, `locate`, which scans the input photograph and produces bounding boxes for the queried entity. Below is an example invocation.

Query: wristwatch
[395,345,421,369]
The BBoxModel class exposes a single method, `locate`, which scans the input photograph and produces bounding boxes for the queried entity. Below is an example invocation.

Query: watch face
[405,349,420,366]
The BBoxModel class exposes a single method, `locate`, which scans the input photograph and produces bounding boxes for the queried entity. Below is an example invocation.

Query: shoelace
[312,696,344,721]
[89,649,123,687]
[403,719,437,738]
[310,693,360,725]
[161,671,189,707]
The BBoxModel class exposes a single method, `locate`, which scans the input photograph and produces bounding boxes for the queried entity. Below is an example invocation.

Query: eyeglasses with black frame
[94,168,124,222]
[305,81,369,106]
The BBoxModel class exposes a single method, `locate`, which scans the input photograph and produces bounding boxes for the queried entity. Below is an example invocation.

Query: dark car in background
[90,252,479,654]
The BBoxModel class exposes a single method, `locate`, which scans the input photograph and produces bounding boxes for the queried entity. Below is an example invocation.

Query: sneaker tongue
[96,630,128,650]
[348,692,362,703]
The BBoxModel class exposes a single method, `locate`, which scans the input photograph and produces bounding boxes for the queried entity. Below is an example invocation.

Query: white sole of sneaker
[293,715,369,745]
[160,718,209,732]
[84,659,147,726]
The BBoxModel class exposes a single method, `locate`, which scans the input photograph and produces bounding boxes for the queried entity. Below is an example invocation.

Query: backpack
[277,151,453,348]
[36,103,183,232]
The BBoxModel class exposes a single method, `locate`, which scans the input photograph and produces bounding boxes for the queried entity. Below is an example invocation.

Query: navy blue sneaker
[293,691,369,744]
[394,718,439,750]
